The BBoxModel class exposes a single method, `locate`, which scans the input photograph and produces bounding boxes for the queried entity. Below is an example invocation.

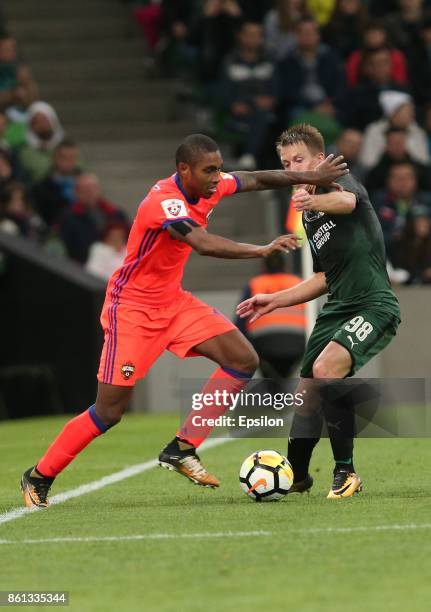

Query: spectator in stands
[345,20,408,88]
[0,34,37,119]
[388,205,431,284]
[235,252,306,379]
[346,47,408,130]
[306,0,336,25]
[0,180,43,239]
[372,161,431,247]
[406,16,431,107]
[134,0,163,52]
[263,0,311,62]
[158,0,198,77]
[32,139,82,228]
[219,21,276,169]
[385,0,431,52]
[277,17,346,122]
[237,0,273,23]
[85,221,129,281]
[60,173,127,264]
[365,126,431,192]
[359,91,429,170]
[332,128,365,179]
[192,0,243,84]
[16,101,65,185]
[368,0,400,16]
[322,0,368,59]
[0,109,26,149]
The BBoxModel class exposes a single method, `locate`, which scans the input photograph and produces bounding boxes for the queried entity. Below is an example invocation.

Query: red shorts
[97,291,236,386]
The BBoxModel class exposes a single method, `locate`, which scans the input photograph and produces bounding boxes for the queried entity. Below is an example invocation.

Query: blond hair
[276,124,325,155]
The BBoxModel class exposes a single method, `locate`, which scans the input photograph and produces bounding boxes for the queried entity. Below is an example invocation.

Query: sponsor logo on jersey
[312,220,337,250]
[304,210,325,222]
[121,362,135,380]
[161,198,188,219]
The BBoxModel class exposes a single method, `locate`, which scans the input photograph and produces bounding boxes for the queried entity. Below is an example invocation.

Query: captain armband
[169,219,200,236]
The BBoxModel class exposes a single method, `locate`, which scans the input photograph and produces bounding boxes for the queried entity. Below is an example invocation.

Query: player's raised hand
[309,154,348,189]
[260,234,302,257]
[236,293,276,323]
[293,188,314,211]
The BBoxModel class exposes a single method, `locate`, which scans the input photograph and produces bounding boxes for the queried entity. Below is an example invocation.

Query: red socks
[36,405,108,478]
[36,368,253,478]
[177,367,252,449]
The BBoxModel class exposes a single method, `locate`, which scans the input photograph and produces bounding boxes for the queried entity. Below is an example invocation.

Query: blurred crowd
[0,14,129,281]
[1,2,431,285]
[129,0,431,285]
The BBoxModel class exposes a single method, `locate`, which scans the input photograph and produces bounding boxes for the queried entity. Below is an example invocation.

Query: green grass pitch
[1,414,430,612]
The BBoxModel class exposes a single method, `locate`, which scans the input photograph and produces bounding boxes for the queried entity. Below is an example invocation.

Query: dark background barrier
[0,231,106,419]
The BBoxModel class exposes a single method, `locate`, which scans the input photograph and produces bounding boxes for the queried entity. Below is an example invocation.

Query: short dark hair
[276,123,325,154]
[364,19,387,34]
[389,161,416,176]
[238,20,262,32]
[363,45,391,62]
[0,33,14,43]
[296,16,318,30]
[175,134,219,167]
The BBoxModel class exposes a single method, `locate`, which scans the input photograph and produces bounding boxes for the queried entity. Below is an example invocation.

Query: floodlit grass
[0,414,430,612]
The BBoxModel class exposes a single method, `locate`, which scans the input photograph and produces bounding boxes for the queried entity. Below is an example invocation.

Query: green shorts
[300,300,401,378]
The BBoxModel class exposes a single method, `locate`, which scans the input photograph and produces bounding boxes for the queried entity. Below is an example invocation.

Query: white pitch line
[0,437,232,527]
[0,530,272,545]
[294,523,431,535]
[0,523,431,545]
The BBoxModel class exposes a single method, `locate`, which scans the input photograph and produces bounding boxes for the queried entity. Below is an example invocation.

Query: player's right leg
[287,376,322,494]
[21,383,133,508]
[286,312,336,494]
[159,307,259,488]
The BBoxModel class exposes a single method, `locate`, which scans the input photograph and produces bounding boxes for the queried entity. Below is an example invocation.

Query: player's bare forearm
[233,155,348,192]
[167,223,300,259]
[236,272,327,322]
[191,232,301,259]
[193,233,266,259]
[273,272,328,307]
[233,170,318,192]
[294,190,356,215]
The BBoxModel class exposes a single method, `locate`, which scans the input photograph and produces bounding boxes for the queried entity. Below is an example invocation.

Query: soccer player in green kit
[237,124,401,498]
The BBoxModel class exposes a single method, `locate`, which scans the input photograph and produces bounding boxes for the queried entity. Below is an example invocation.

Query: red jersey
[105,172,241,307]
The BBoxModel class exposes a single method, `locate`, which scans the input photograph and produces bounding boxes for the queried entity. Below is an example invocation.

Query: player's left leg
[311,341,363,499]
[21,384,133,508]
[315,305,400,498]
[21,299,172,509]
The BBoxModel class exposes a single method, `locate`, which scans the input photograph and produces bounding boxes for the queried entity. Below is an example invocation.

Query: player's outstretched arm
[236,272,328,323]
[167,222,301,259]
[233,155,348,193]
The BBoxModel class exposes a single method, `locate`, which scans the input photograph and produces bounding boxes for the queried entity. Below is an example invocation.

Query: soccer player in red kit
[21,134,347,507]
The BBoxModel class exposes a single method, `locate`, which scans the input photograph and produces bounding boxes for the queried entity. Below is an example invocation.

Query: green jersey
[302,174,400,316]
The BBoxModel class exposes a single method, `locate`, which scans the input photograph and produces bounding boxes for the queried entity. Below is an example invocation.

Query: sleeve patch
[161,198,188,219]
